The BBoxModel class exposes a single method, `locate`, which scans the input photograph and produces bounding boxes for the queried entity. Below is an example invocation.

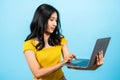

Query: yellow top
[23,38,67,80]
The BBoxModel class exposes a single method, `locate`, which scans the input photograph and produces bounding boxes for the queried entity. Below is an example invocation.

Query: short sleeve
[61,37,67,45]
[23,40,36,53]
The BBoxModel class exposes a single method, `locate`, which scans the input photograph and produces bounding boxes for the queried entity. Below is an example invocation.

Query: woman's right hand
[62,54,76,64]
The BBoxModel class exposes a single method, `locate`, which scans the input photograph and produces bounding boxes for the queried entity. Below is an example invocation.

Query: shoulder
[24,39,35,46]
[61,37,67,45]
[23,39,37,53]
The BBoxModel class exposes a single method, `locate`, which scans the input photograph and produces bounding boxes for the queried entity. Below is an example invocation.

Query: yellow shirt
[23,38,67,80]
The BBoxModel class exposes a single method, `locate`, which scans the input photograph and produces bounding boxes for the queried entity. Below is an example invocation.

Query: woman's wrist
[60,61,66,67]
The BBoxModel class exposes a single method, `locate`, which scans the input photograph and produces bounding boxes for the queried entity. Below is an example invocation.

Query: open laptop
[65,37,111,68]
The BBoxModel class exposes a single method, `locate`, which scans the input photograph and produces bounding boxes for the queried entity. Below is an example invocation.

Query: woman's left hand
[96,50,104,65]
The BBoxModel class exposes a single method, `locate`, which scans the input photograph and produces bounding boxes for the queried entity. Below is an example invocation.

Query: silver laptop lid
[88,37,111,67]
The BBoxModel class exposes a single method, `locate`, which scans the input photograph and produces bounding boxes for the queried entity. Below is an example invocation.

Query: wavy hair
[25,4,63,50]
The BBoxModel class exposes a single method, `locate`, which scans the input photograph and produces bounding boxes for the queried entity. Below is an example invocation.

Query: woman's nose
[53,21,57,26]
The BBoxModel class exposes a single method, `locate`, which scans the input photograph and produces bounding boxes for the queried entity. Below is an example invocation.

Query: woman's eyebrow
[50,17,57,20]
[50,16,56,18]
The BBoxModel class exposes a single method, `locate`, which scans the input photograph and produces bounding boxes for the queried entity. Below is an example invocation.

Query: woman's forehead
[50,12,57,19]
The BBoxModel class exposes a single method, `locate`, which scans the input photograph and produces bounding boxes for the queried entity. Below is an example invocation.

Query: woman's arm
[24,50,68,79]
[61,43,76,62]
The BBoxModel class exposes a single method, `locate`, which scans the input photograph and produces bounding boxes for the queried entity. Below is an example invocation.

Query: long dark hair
[25,4,63,50]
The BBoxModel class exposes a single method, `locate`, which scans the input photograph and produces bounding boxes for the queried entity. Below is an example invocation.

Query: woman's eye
[49,18,57,22]
[50,18,54,21]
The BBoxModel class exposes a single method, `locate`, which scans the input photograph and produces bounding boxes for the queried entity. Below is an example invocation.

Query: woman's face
[45,12,57,34]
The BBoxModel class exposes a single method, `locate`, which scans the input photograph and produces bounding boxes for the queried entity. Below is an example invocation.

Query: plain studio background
[0,0,120,80]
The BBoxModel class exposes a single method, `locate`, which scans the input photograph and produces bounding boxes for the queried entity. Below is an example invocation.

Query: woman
[23,4,104,80]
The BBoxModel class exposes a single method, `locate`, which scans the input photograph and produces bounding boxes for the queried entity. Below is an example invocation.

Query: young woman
[23,4,104,80]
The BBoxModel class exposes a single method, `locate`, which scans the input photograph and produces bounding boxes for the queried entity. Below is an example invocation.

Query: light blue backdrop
[0,0,120,80]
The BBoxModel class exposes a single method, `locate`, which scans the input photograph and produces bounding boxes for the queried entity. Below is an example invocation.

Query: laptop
[65,37,111,68]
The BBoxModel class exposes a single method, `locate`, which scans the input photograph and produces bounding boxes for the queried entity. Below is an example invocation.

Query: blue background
[0,0,120,80]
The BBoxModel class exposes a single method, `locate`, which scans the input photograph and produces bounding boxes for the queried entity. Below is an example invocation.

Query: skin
[24,12,104,79]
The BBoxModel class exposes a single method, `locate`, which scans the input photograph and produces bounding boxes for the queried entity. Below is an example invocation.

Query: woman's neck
[44,33,50,41]
[44,33,51,48]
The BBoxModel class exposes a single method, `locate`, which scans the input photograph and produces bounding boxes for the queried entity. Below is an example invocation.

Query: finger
[98,51,102,59]
[67,57,73,63]
[99,51,104,65]
[96,55,100,65]
[100,56,104,65]
[100,58,104,64]
[69,54,74,59]
[99,51,103,64]
[97,52,101,65]
[100,50,104,58]
[98,51,103,60]
[72,54,77,59]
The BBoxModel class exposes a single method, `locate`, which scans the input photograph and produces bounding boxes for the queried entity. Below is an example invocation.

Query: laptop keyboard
[71,59,90,67]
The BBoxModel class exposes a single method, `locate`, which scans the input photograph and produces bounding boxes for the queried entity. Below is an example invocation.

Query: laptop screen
[89,37,111,67]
